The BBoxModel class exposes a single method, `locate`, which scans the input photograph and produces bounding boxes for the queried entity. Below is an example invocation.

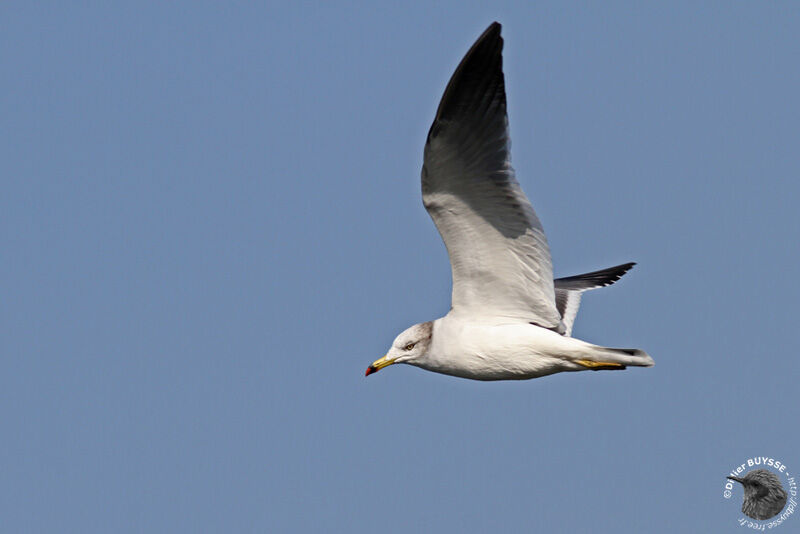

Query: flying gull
[366,22,653,380]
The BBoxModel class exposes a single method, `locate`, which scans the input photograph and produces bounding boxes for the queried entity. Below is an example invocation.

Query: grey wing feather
[554,262,636,336]
[422,22,561,327]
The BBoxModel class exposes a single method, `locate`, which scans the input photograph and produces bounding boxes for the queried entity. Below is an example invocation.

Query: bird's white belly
[419,317,584,381]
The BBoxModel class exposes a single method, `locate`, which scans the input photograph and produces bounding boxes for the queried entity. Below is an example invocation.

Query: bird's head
[727,469,788,520]
[365,321,433,376]
[727,469,782,500]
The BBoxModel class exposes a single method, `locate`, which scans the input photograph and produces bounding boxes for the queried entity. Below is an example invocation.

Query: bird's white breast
[420,314,585,380]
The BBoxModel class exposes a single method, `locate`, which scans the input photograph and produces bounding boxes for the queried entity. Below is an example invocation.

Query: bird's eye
[404,343,416,351]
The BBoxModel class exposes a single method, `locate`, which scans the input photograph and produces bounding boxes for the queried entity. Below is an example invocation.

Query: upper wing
[421,22,561,328]
[554,263,636,336]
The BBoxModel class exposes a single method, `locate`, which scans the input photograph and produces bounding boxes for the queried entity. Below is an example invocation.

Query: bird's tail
[574,346,654,371]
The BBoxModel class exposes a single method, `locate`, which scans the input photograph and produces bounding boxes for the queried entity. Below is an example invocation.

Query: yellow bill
[365,355,396,376]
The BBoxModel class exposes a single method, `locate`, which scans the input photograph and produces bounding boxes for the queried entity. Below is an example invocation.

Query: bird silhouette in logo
[727,469,788,520]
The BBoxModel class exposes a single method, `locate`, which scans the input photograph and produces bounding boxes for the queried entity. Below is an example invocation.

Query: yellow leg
[575,360,626,370]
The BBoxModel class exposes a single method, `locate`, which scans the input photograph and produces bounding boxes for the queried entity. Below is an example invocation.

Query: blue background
[2,2,798,532]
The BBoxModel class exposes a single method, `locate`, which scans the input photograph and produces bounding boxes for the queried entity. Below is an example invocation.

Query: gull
[366,22,653,381]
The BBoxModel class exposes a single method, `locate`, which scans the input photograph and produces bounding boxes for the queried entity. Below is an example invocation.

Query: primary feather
[422,22,561,329]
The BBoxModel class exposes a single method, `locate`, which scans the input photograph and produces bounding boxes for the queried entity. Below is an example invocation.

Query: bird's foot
[575,360,626,371]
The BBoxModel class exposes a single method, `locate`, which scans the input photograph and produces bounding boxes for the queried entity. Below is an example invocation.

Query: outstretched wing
[554,262,636,336]
[422,22,561,328]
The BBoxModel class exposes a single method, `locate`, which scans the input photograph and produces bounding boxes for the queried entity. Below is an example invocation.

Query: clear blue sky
[2,2,799,532]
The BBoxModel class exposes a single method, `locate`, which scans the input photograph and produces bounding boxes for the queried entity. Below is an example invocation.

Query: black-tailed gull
[366,22,654,381]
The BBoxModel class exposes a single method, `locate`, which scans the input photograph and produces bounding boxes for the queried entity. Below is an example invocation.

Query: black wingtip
[471,22,502,44]
[553,262,638,291]
[485,21,502,36]
[589,262,636,283]
[431,22,506,128]
[613,262,636,278]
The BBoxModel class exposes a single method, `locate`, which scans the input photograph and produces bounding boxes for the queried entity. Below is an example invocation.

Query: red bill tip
[365,366,377,377]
